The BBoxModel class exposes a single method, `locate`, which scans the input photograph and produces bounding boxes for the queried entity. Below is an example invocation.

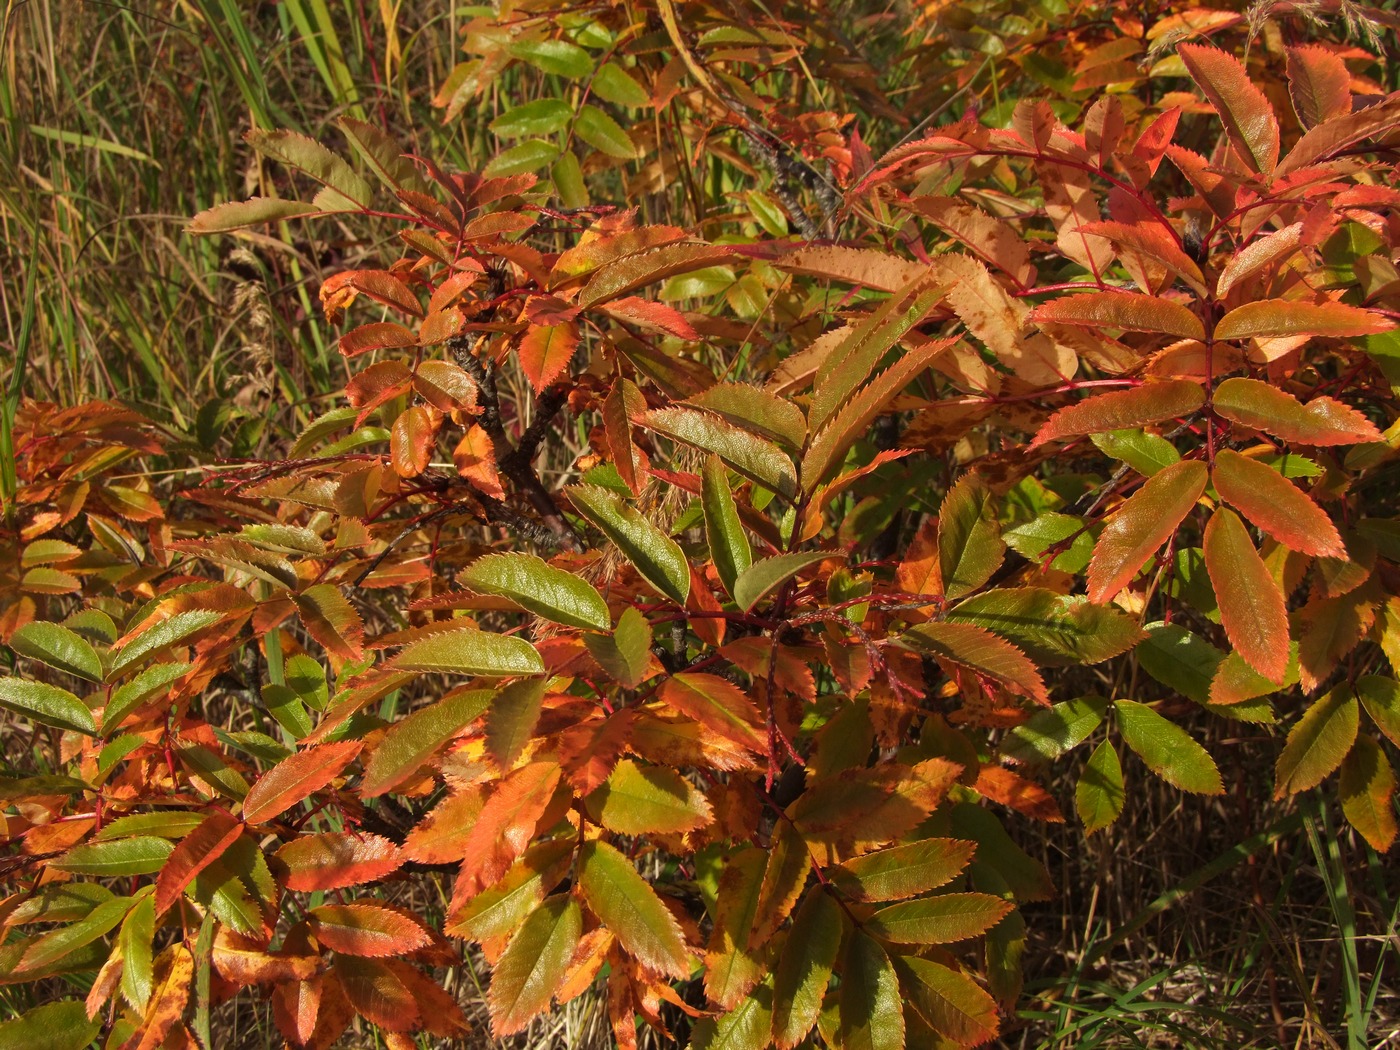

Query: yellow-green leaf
[460,552,610,630]
[1274,685,1359,798]
[1115,700,1222,794]
[577,839,690,979]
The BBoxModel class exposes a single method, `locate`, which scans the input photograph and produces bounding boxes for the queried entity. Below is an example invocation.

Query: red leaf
[277,832,404,892]
[1204,507,1290,683]
[1087,459,1208,602]
[1211,450,1344,557]
[453,424,505,498]
[1031,380,1203,447]
[1178,43,1280,174]
[517,322,579,393]
[309,902,431,957]
[154,810,244,915]
[243,741,363,824]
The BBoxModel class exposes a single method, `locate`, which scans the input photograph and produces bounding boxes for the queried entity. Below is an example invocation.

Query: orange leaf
[390,405,439,478]
[277,832,405,892]
[1212,377,1383,445]
[1211,450,1344,557]
[1031,380,1203,447]
[1087,459,1208,602]
[658,673,766,752]
[309,902,431,957]
[600,296,698,339]
[1179,43,1279,174]
[296,584,365,662]
[453,761,563,903]
[453,424,505,498]
[338,321,418,358]
[517,322,579,392]
[1286,45,1352,130]
[129,944,194,1050]
[1031,291,1204,340]
[243,741,363,824]
[320,269,424,319]
[1214,300,1391,341]
[154,810,244,915]
[1204,507,1290,683]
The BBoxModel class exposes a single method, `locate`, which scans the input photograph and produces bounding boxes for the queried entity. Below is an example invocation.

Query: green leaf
[691,983,774,1050]
[575,103,637,158]
[10,622,103,681]
[16,893,138,973]
[732,551,831,613]
[583,606,653,687]
[391,626,544,677]
[0,678,96,735]
[702,456,752,597]
[568,484,690,604]
[704,848,768,1009]
[97,811,206,840]
[1087,459,1208,602]
[1274,685,1359,798]
[937,475,1004,600]
[1115,700,1223,794]
[53,836,173,876]
[948,588,1145,665]
[810,274,946,433]
[487,894,583,1036]
[771,890,844,1048]
[187,197,323,234]
[577,839,690,979]
[1001,696,1109,765]
[483,139,561,178]
[119,892,155,1009]
[592,62,651,107]
[460,552,611,630]
[485,677,548,771]
[490,99,573,138]
[360,688,493,797]
[1137,622,1221,704]
[645,407,796,498]
[838,931,904,1050]
[867,893,1013,944]
[1003,512,1094,573]
[1077,741,1124,833]
[831,838,975,903]
[0,1001,101,1050]
[510,38,594,78]
[1357,675,1400,748]
[261,684,312,740]
[446,839,574,942]
[245,128,373,206]
[585,758,712,835]
[110,610,223,678]
[1092,428,1181,477]
[894,956,1000,1047]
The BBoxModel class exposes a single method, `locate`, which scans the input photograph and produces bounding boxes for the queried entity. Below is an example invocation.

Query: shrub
[2,4,1399,1049]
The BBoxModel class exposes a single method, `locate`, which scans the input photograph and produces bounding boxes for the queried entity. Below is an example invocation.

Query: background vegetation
[2,1,1398,1048]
